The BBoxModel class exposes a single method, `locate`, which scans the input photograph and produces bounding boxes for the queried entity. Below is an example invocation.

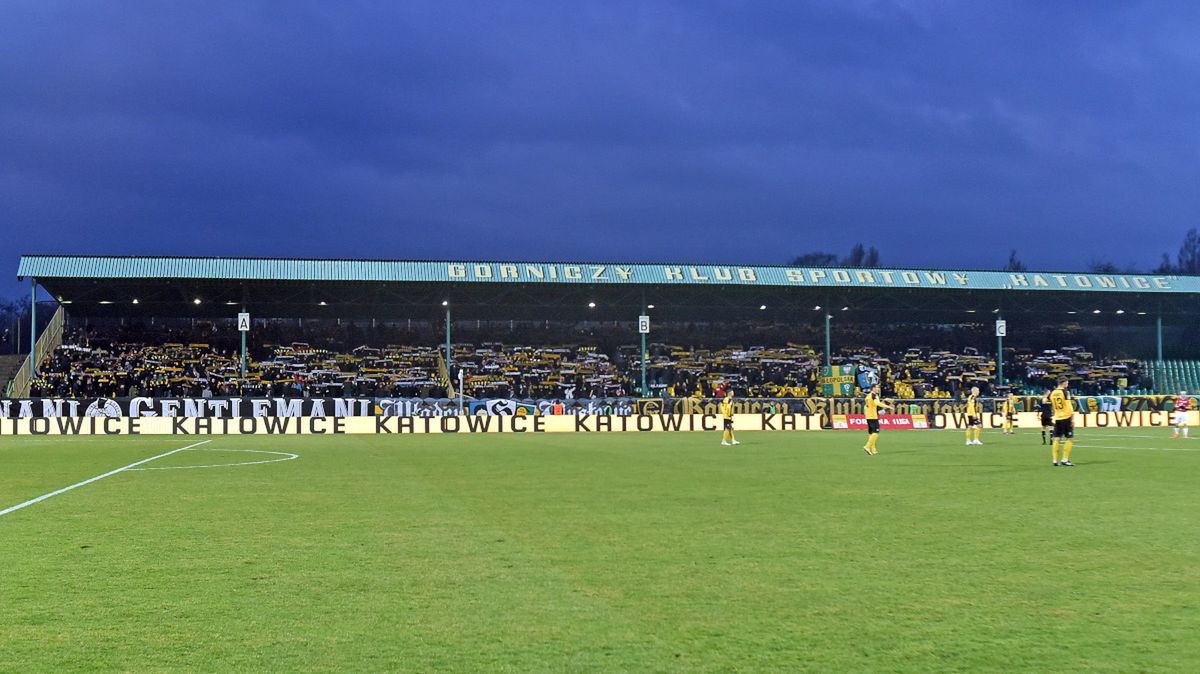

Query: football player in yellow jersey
[964,386,983,445]
[1002,392,1018,435]
[720,389,739,446]
[862,384,893,455]
[1049,377,1075,466]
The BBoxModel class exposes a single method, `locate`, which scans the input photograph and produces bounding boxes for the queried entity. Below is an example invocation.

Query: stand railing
[5,306,65,398]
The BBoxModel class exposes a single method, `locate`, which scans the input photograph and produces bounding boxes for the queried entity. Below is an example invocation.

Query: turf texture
[1,428,1197,672]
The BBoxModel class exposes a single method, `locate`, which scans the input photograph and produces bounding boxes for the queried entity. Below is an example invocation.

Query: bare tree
[1177,228,1200,274]
[1087,259,1120,274]
[791,243,881,268]
[844,244,867,267]
[1003,250,1027,272]
[1154,228,1200,274]
[790,252,839,266]
[1154,253,1175,274]
[0,298,31,355]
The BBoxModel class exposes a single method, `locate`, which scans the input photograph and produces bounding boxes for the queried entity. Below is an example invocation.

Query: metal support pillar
[1156,314,1163,363]
[30,278,37,377]
[444,306,452,374]
[240,305,248,378]
[824,311,832,369]
[997,317,1004,386]
[640,330,647,397]
[640,294,648,397]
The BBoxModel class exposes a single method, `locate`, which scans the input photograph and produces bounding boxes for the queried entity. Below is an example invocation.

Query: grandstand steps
[0,355,26,396]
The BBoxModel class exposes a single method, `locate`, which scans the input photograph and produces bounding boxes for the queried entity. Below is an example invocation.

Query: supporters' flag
[855,365,880,391]
[820,366,856,396]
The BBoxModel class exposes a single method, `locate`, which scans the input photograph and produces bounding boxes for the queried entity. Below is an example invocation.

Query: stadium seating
[1143,360,1200,395]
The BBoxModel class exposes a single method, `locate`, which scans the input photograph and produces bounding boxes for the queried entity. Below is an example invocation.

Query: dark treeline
[1,299,31,355]
[797,228,1200,275]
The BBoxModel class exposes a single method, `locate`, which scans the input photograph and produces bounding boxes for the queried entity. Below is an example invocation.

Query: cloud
[2,0,1199,299]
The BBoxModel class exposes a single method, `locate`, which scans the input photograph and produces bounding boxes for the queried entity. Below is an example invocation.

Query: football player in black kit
[1039,389,1054,445]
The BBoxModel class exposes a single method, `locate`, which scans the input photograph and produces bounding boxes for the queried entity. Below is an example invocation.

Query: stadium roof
[16,254,1200,323]
[17,254,1200,293]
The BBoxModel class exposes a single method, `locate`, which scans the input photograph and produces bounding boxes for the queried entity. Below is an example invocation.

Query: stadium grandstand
[6,255,1199,410]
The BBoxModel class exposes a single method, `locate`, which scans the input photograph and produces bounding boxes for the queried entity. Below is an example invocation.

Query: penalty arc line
[128,448,300,471]
[0,439,212,519]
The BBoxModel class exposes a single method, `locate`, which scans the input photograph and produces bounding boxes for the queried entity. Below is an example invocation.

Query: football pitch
[1,428,1197,672]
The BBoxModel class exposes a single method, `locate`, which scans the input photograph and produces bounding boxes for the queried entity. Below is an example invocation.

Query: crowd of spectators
[1012,346,1142,395]
[31,336,448,398]
[27,320,1149,399]
[456,343,630,399]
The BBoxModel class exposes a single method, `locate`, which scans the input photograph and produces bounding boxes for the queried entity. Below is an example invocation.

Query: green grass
[1,428,1198,672]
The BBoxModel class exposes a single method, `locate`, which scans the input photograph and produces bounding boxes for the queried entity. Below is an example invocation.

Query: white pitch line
[1072,444,1200,452]
[953,429,1197,442]
[0,439,212,519]
[1075,434,1198,440]
[127,448,299,471]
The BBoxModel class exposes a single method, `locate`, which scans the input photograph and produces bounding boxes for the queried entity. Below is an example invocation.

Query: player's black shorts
[1053,418,1074,439]
[723,418,733,430]
[866,419,880,434]
[1006,413,1017,421]
[1041,414,1053,428]
[967,416,982,428]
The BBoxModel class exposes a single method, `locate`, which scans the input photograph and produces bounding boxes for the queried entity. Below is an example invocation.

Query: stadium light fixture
[759,304,767,310]
[588,302,597,308]
[965,309,977,313]
[1092,309,1102,314]
[132,298,139,305]
[813,305,821,311]
[646,304,655,309]
[841,306,849,311]
[441,300,449,307]
[1067,311,1077,315]
[992,308,1000,314]
[224,301,237,306]
[1137,311,1148,315]
[193,298,202,305]
[1115,309,1125,315]
[98,300,113,305]
[318,301,328,306]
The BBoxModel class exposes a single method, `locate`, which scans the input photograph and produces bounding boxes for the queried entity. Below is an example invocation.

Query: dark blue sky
[4,1,1200,299]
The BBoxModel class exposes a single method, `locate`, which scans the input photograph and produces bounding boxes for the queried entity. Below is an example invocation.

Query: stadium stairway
[1143,360,1200,394]
[0,354,26,396]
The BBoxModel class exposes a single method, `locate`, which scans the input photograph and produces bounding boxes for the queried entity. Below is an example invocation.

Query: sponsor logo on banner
[85,399,123,417]
[466,399,537,416]
[833,414,921,430]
